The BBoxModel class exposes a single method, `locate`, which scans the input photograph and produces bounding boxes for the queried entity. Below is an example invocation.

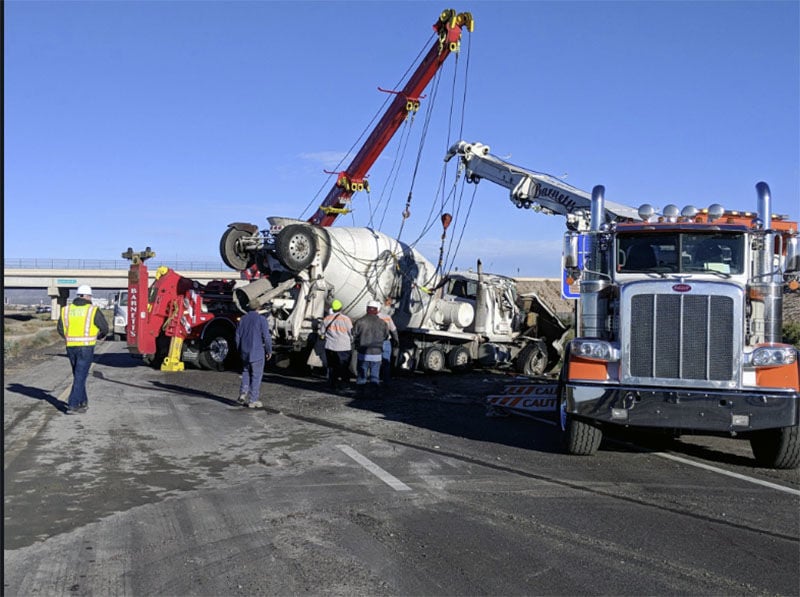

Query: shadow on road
[149,380,242,408]
[95,351,143,368]
[262,367,568,456]
[5,383,69,413]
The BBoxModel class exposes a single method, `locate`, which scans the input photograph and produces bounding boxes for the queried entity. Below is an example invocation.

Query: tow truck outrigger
[446,140,800,468]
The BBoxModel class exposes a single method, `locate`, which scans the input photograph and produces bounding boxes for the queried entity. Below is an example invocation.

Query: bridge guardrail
[4,258,230,272]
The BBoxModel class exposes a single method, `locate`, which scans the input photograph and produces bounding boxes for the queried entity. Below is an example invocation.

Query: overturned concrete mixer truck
[226,217,567,374]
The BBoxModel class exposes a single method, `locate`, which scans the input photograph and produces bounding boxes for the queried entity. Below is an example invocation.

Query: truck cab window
[618,234,676,273]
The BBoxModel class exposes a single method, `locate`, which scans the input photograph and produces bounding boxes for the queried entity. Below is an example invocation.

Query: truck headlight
[571,339,619,362]
[747,346,797,367]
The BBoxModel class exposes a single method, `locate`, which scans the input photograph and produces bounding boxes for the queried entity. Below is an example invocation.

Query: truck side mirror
[786,237,800,274]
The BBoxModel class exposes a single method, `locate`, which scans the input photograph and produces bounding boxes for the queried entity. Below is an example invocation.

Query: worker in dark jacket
[377,298,399,385]
[57,284,109,415]
[235,306,272,409]
[352,300,389,398]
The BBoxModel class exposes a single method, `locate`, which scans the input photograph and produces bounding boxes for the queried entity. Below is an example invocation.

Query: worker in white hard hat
[321,298,353,391]
[56,284,109,415]
[352,300,390,398]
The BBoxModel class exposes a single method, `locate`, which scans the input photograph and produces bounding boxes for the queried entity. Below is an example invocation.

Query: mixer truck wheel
[275,225,317,271]
[421,346,446,372]
[515,342,548,377]
[446,346,471,372]
[220,227,253,271]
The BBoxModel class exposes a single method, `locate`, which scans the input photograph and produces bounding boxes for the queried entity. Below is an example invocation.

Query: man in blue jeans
[352,300,389,399]
[235,306,273,409]
[57,285,109,415]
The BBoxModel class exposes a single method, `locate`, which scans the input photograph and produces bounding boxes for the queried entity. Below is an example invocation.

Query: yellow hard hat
[331,299,343,312]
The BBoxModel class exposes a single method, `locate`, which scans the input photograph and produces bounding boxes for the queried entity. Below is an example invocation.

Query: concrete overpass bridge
[4,257,241,317]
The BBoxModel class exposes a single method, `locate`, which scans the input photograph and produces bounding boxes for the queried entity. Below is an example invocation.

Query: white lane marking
[337,444,412,492]
[655,452,800,496]
[524,417,797,496]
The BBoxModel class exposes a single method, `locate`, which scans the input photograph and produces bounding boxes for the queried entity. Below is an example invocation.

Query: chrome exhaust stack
[580,185,611,339]
[751,182,782,343]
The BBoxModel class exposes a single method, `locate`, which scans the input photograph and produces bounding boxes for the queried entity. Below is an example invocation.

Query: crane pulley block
[335,173,369,193]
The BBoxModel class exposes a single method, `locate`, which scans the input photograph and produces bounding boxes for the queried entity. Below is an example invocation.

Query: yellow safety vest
[62,303,100,347]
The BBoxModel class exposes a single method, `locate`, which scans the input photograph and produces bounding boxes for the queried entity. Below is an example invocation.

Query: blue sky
[5,0,799,278]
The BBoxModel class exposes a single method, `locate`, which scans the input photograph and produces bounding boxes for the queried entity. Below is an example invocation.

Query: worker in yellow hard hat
[321,299,353,391]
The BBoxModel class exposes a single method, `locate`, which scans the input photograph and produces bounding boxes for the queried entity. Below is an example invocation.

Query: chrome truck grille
[621,281,743,389]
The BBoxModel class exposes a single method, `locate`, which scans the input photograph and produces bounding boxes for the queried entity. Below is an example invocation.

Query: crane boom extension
[445,141,639,229]
[309,9,474,227]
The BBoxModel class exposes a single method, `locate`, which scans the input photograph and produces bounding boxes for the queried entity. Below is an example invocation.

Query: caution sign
[485,383,558,414]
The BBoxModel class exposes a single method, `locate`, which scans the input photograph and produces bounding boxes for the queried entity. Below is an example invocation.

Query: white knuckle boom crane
[444,140,640,230]
[446,139,800,469]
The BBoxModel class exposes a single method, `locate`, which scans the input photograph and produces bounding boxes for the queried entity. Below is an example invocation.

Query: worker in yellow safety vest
[57,284,109,415]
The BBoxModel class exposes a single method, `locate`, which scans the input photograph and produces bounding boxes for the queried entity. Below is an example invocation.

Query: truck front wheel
[563,416,603,456]
[749,426,800,469]
[559,384,602,456]
[515,342,548,377]
[220,227,253,271]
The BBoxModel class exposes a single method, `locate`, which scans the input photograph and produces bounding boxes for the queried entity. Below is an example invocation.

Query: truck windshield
[617,232,745,275]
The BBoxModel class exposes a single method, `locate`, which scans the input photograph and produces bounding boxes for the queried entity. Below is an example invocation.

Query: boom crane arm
[444,141,639,230]
[309,9,474,227]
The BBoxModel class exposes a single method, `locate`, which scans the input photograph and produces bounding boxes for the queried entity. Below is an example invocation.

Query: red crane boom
[308,8,474,227]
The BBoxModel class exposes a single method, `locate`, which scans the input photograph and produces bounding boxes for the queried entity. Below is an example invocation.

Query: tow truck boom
[444,140,639,230]
[310,10,474,227]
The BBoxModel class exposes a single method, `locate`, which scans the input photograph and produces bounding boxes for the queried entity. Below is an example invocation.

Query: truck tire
[515,341,548,377]
[198,327,236,372]
[446,346,471,372]
[142,334,170,369]
[563,416,603,456]
[558,360,602,456]
[421,346,446,372]
[749,426,800,469]
[220,227,253,271]
[275,225,317,271]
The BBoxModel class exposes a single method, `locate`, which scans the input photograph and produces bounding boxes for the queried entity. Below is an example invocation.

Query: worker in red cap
[352,300,389,398]
[57,284,109,415]
[321,298,353,391]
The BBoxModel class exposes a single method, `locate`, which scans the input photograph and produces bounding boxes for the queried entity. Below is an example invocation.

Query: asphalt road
[4,341,799,596]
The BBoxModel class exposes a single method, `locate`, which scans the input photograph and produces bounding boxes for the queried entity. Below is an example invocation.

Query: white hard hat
[77,284,93,296]
[367,300,381,309]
